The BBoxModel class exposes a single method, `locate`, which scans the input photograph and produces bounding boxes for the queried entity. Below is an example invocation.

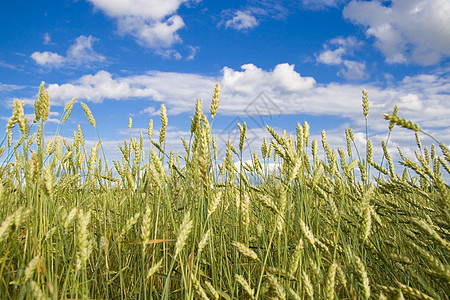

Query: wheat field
[0,82,449,299]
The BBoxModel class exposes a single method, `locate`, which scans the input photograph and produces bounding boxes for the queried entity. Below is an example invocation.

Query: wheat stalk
[383,114,420,132]
[355,256,370,299]
[325,263,337,300]
[29,280,49,300]
[362,89,369,119]
[146,258,163,280]
[204,280,219,300]
[175,212,193,257]
[299,219,316,248]
[76,210,93,271]
[266,273,286,300]
[210,82,220,120]
[81,102,96,127]
[238,122,247,153]
[235,274,255,299]
[232,241,260,262]
[141,206,152,252]
[62,97,76,123]
[289,239,304,277]
[197,229,211,256]
[190,272,209,300]
[25,255,41,280]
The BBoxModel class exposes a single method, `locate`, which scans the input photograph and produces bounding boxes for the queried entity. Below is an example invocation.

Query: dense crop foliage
[0,83,449,299]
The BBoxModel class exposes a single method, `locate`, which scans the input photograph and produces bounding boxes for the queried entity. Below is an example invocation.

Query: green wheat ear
[210,82,220,120]
[1,82,449,299]
[362,89,369,119]
[383,114,420,132]
[81,102,96,127]
[383,113,447,147]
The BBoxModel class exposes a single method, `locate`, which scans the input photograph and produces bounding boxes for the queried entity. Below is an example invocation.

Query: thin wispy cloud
[299,0,346,10]
[0,61,23,71]
[219,0,290,31]
[316,36,367,80]
[43,33,52,45]
[186,46,199,61]
[31,35,105,68]
[224,10,259,30]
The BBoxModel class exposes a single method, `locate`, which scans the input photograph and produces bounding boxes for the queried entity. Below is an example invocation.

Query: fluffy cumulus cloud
[343,0,450,66]
[86,0,198,49]
[31,35,105,68]
[47,69,215,111]
[316,36,367,80]
[38,64,450,162]
[48,71,158,104]
[45,63,450,132]
[221,63,315,95]
[30,52,65,67]
[225,10,259,30]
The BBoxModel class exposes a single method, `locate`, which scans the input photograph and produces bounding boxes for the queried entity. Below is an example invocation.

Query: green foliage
[0,83,449,299]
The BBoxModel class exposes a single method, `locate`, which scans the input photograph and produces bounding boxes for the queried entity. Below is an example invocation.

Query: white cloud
[317,48,346,65]
[219,1,291,31]
[31,51,65,66]
[139,106,159,116]
[0,82,25,104]
[66,35,105,64]
[43,33,51,45]
[28,63,449,165]
[117,15,185,48]
[221,63,315,95]
[343,0,450,66]
[31,35,105,68]
[244,0,290,18]
[155,49,183,60]
[186,46,199,61]
[316,36,367,80]
[86,0,188,19]
[0,60,22,71]
[300,0,344,10]
[339,60,367,80]
[225,10,259,30]
[45,64,450,136]
[86,0,198,49]
[47,69,215,110]
[48,70,160,104]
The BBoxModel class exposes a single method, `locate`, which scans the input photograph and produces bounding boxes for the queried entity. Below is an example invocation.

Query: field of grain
[0,82,449,299]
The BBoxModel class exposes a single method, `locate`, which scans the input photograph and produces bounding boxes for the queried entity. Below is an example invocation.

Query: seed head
[362,89,369,119]
[232,241,259,262]
[148,119,153,141]
[303,121,310,146]
[159,104,167,146]
[81,102,96,127]
[383,114,420,132]
[175,212,193,257]
[388,105,399,132]
[211,82,220,119]
[238,122,247,152]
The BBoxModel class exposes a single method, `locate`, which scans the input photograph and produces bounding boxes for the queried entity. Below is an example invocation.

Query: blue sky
[1,0,450,163]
